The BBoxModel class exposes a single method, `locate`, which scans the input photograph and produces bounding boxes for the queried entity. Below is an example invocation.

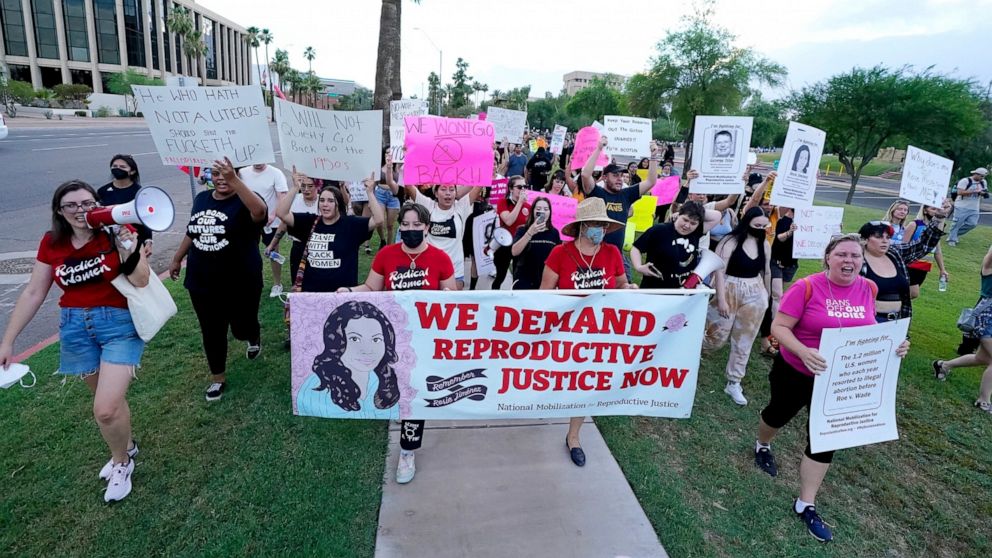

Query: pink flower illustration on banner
[663,313,688,333]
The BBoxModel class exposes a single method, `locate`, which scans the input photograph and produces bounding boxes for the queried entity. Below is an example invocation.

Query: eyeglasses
[60,200,98,212]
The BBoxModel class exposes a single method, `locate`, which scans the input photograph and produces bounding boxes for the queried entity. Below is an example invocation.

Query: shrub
[6,80,35,104]
[44,109,53,119]
[53,83,92,102]
[94,106,111,117]
[74,110,88,117]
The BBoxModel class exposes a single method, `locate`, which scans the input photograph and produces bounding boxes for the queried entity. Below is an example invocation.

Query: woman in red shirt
[540,197,630,466]
[0,180,151,503]
[492,175,530,289]
[344,203,456,485]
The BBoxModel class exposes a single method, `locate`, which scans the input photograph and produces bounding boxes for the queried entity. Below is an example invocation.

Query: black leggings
[491,245,512,290]
[189,285,262,377]
[760,355,835,464]
[400,420,425,451]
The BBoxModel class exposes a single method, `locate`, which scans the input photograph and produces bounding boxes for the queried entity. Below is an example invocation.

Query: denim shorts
[374,186,401,210]
[59,307,145,375]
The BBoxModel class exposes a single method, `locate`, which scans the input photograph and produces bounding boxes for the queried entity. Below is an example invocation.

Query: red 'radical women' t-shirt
[544,241,624,289]
[36,231,127,308]
[371,243,454,291]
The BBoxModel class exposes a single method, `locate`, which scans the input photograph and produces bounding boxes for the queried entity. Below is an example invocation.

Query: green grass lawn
[2,209,990,557]
[758,152,902,177]
[600,203,992,557]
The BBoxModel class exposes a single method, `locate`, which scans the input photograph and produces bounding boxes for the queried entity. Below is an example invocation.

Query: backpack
[950,177,988,201]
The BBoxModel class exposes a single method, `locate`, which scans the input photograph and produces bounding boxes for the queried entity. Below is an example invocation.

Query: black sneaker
[205,382,225,401]
[246,341,262,360]
[796,502,833,542]
[755,446,778,477]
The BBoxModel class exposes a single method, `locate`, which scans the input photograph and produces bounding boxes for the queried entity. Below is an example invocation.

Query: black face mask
[400,229,424,249]
[111,168,131,180]
[748,226,767,238]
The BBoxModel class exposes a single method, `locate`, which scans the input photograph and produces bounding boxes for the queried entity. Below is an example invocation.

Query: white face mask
[0,364,36,389]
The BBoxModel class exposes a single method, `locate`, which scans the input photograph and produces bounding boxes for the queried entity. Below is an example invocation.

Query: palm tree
[303,46,316,75]
[165,7,194,77]
[284,68,302,103]
[246,26,261,89]
[259,28,273,117]
[304,72,323,107]
[373,0,421,145]
[269,49,290,92]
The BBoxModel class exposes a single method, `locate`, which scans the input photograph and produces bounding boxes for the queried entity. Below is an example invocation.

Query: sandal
[932,360,949,381]
[974,400,992,414]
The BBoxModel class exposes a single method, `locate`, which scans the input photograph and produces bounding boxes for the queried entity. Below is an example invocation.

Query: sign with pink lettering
[523,190,578,240]
[570,126,610,170]
[650,176,681,206]
[403,116,495,186]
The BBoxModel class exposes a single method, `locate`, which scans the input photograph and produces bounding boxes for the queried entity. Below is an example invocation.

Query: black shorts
[759,355,835,464]
[907,266,928,286]
[770,261,798,282]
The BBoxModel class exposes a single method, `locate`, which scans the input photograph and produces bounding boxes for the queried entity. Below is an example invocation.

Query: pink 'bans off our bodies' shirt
[777,272,877,376]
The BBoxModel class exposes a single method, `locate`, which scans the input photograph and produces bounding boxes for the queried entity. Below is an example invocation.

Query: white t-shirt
[415,191,473,279]
[239,165,288,226]
[955,177,987,211]
[288,194,318,242]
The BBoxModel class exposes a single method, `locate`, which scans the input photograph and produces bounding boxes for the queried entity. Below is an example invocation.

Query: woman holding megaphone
[169,158,268,403]
[0,179,151,503]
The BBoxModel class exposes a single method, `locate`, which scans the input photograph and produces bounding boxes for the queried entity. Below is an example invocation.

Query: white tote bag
[111,273,178,342]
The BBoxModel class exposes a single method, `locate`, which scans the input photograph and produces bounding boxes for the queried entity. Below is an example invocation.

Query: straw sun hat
[561,198,624,238]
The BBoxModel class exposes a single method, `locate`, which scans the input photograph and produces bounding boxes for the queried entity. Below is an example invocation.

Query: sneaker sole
[205,394,223,402]
[396,472,415,484]
[99,444,139,480]
[104,483,132,502]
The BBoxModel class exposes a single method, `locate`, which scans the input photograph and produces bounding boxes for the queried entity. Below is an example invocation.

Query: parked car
[0,113,7,140]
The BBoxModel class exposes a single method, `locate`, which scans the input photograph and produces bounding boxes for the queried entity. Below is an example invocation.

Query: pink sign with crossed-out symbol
[403,116,495,186]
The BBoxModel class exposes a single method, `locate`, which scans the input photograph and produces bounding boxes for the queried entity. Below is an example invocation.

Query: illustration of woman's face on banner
[341,317,387,375]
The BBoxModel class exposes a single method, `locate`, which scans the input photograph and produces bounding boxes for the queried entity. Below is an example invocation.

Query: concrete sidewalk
[374,418,668,558]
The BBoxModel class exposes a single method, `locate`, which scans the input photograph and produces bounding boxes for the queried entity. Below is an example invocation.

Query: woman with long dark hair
[511,196,561,290]
[1,180,150,502]
[791,145,811,174]
[97,154,152,249]
[703,207,772,406]
[296,301,400,419]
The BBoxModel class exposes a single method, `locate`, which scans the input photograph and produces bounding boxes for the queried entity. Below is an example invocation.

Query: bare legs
[940,338,992,403]
[567,417,583,448]
[83,363,134,463]
[758,416,829,505]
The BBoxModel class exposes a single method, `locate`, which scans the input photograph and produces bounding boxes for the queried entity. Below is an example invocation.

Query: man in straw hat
[540,197,635,466]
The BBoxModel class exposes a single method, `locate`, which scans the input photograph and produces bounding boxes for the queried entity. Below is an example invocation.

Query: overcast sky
[200,0,992,101]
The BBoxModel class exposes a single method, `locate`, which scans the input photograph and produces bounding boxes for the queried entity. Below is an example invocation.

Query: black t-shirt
[771,216,797,267]
[633,222,703,288]
[184,190,264,293]
[511,227,562,290]
[96,182,152,245]
[588,185,641,250]
[287,213,372,293]
[527,156,552,189]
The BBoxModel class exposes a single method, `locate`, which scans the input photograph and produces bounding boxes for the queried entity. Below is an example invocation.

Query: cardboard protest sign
[650,175,681,206]
[793,206,844,259]
[770,121,826,209]
[570,126,610,170]
[689,116,753,195]
[472,211,498,277]
[487,107,527,144]
[290,290,709,419]
[550,125,567,154]
[603,116,652,159]
[275,98,382,181]
[402,116,495,186]
[900,145,953,207]
[133,85,274,167]
[810,319,909,453]
[630,195,657,232]
[346,181,368,203]
[523,189,578,240]
[529,139,538,153]
[390,99,429,127]
[389,126,406,163]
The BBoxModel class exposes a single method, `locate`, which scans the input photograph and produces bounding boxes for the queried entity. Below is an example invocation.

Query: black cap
[747,172,764,187]
[603,163,622,175]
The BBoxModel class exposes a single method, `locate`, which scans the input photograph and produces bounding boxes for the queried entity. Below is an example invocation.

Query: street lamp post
[413,27,442,115]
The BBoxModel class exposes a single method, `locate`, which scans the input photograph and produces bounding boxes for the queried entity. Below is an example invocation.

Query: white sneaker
[724,382,748,406]
[104,459,135,502]
[99,441,139,480]
[269,284,284,298]
[396,451,416,484]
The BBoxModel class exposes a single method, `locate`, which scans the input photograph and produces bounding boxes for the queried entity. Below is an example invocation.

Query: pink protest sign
[523,190,578,240]
[489,177,509,204]
[650,176,682,205]
[570,126,610,170]
[403,116,495,186]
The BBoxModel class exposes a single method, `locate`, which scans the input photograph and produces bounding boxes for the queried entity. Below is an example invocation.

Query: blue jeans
[59,307,145,375]
[949,207,979,242]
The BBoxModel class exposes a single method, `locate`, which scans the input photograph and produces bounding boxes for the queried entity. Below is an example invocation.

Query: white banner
[275,98,382,182]
[290,290,710,420]
[689,116,754,194]
[133,85,274,167]
[472,211,498,277]
[389,126,406,163]
[604,115,652,159]
[770,121,826,208]
[487,107,527,144]
[809,319,909,454]
[550,125,567,155]
[900,145,953,207]
[793,206,844,259]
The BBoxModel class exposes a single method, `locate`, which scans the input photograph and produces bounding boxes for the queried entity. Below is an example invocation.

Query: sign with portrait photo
[689,116,754,194]
[770,121,826,208]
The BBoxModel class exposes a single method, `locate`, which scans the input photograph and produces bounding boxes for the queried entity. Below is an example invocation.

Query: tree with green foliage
[447,57,474,110]
[742,93,788,148]
[166,7,200,78]
[338,85,373,111]
[565,75,626,123]
[107,69,164,113]
[269,49,290,92]
[426,71,445,115]
[792,66,987,203]
[246,27,262,87]
[303,46,316,74]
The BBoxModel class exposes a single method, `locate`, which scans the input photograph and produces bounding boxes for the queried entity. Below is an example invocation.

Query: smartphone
[535,213,548,224]
[646,262,662,275]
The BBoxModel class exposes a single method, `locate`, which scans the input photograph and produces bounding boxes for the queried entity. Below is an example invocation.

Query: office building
[563,71,627,96]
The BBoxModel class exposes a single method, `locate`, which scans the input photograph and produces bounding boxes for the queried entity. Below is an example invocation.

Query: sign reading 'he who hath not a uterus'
[133,85,274,167]
[275,98,382,182]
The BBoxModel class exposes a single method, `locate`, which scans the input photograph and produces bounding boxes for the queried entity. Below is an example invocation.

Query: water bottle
[938,274,948,292]
[268,251,286,265]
